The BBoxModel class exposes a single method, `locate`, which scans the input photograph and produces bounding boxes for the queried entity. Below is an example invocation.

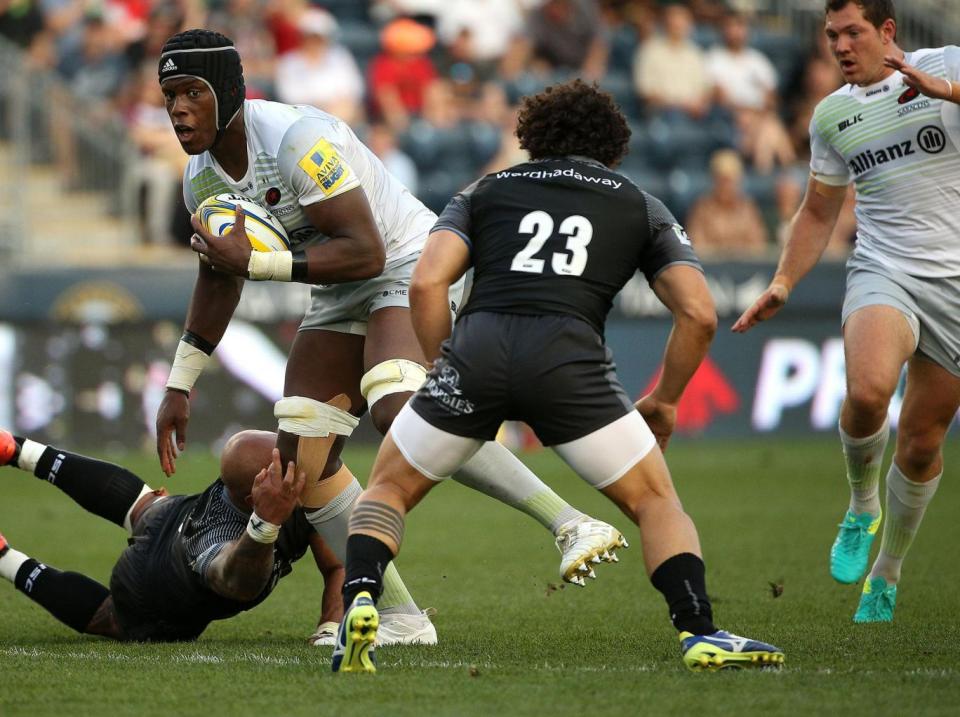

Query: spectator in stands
[435,0,527,81]
[368,17,438,132]
[50,12,128,188]
[787,47,843,162]
[481,105,528,175]
[504,0,608,81]
[126,63,190,246]
[707,9,795,174]
[633,2,710,119]
[0,0,45,50]
[58,12,127,101]
[263,0,301,56]
[686,149,769,258]
[367,122,419,194]
[370,0,441,26]
[274,8,364,123]
[207,0,278,99]
[124,6,187,73]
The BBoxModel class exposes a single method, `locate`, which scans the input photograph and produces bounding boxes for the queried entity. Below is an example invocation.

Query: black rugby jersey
[433,157,701,334]
[162,480,311,621]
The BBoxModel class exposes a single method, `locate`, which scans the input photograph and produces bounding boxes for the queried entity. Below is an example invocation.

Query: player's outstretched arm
[639,265,717,451]
[410,229,471,362]
[157,258,244,476]
[206,450,306,602]
[732,177,846,333]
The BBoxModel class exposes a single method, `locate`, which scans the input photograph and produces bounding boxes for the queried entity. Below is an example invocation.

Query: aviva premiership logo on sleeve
[298,139,351,195]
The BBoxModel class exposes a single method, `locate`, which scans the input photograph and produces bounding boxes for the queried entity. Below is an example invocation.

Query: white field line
[2,647,959,679]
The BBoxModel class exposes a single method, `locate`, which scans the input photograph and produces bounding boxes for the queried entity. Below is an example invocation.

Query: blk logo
[916,125,946,154]
[838,113,863,132]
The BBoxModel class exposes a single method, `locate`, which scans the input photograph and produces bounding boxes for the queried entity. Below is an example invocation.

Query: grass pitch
[2,437,959,716]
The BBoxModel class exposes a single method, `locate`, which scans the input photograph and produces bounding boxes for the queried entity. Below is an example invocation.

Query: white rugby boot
[555,517,629,586]
[376,609,438,645]
[308,621,339,647]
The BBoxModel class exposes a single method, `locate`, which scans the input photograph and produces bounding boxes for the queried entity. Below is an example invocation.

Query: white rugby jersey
[182,99,434,262]
[809,46,960,277]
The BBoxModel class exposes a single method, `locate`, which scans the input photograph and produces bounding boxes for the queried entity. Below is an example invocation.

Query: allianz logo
[848,126,947,175]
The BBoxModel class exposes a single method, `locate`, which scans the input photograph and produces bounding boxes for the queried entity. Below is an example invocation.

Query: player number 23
[510,211,593,276]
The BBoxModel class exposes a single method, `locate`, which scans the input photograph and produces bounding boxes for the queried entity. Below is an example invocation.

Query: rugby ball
[195,193,291,252]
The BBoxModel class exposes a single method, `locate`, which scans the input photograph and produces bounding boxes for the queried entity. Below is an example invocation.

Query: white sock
[839,419,888,515]
[0,546,30,583]
[304,479,419,615]
[870,461,940,585]
[17,439,48,474]
[452,441,585,535]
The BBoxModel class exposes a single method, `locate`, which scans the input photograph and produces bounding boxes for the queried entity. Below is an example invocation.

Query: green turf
[2,438,959,716]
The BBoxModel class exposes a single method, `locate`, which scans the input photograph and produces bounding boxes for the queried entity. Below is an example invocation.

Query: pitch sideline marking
[3,647,959,679]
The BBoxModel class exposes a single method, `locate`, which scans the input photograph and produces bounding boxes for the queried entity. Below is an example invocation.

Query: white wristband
[248,251,293,281]
[944,78,955,102]
[245,511,281,544]
[166,340,211,393]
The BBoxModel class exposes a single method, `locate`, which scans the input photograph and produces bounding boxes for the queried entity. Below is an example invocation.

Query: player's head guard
[158,29,245,146]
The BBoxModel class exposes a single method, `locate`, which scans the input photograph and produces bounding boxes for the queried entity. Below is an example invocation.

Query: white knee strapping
[274,396,360,437]
[360,359,427,408]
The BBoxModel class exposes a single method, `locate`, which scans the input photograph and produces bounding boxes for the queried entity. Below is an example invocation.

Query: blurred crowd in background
[0,0,858,259]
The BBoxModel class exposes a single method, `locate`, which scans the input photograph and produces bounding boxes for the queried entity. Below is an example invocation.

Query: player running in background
[0,428,346,641]
[734,0,960,622]
[333,80,785,673]
[153,31,625,617]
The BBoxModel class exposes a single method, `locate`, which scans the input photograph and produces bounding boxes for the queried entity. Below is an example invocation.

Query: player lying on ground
[155,29,626,599]
[0,428,416,644]
[333,80,785,673]
[734,0,960,623]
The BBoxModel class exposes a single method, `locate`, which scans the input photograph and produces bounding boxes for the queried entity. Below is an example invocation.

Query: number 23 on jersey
[510,210,594,276]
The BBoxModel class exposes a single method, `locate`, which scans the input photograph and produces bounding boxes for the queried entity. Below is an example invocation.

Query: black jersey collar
[532,155,608,170]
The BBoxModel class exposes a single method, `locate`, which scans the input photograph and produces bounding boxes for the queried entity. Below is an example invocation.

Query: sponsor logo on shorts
[381,289,407,298]
[423,361,475,416]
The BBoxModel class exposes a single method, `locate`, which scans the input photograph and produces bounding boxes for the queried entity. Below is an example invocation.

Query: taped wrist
[166,336,213,393]
[248,250,309,281]
[245,511,281,544]
[248,250,293,281]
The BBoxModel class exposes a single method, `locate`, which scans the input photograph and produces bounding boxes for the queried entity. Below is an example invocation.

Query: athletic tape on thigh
[360,359,427,408]
[274,396,359,437]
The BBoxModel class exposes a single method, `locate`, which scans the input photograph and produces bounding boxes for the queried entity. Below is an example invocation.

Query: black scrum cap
[158,29,245,146]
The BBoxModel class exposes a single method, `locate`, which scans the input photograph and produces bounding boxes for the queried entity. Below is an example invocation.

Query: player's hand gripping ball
[194,193,291,252]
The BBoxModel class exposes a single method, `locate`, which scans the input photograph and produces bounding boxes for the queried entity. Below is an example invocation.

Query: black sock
[342,534,394,607]
[14,559,110,633]
[34,448,146,528]
[650,553,717,635]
